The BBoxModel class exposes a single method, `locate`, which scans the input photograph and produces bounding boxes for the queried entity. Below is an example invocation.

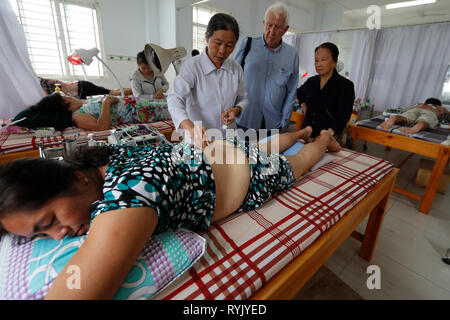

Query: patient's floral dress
[75,96,171,125]
[74,96,138,125]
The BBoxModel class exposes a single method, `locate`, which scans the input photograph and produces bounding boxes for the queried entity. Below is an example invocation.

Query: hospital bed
[0,112,397,299]
[0,119,175,165]
[348,113,449,215]
[154,148,396,299]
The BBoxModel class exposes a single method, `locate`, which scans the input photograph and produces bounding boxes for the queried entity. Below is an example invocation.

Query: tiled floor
[322,141,450,299]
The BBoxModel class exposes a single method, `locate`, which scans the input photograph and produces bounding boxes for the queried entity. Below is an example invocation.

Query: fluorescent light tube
[386,0,436,10]
[193,0,210,4]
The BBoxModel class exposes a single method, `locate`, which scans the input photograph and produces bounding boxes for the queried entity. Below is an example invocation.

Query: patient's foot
[320,129,341,152]
[296,126,312,143]
[400,127,419,134]
[379,118,396,131]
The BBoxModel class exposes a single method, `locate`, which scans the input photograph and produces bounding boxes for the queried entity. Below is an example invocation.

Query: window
[8,0,103,78]
[442,65,450,105]
[192,5,231,53]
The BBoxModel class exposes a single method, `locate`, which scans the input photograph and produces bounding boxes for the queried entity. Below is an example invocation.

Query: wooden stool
[415,158,450,194]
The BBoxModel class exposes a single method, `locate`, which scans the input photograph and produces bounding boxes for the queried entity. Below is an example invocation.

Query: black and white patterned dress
[90,138,295,234]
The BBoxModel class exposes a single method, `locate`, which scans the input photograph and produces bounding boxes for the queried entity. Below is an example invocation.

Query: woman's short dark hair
[425,98,442,106]
[191,49,200,57]
[136,51,148,65]
[0,146,112,219]
[315,42,339,62]
[206,13,239,41]
[0,158,79,218]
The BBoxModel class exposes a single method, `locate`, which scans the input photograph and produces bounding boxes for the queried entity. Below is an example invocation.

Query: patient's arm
[45,206,158,300]
[72,97,117,131]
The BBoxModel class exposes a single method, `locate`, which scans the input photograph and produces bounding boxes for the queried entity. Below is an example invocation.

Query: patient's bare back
[204,140,250,222]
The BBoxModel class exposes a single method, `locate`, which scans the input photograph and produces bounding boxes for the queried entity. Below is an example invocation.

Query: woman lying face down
[0,127,341,299]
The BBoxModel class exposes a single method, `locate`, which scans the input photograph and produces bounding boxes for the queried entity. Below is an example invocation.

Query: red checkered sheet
[0,119,174,154]
[155,149,394,300]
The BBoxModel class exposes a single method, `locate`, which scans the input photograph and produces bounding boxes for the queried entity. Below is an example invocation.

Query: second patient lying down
[379,98,448,134]
[14,93,147,131]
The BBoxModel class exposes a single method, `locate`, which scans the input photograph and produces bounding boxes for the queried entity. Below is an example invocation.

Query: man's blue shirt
[234,36,299,130]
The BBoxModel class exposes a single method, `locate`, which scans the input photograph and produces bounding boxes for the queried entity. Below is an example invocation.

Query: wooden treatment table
[251,168,398,299]
[348,124,449,214]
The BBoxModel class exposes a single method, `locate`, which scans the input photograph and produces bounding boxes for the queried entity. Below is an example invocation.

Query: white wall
[159,0,177,48]
[96,0,166,91]
[315,1,346,31]
[145,0,160,45]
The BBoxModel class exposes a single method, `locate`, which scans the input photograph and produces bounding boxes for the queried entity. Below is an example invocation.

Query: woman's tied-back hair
[264,2,290,27]
[315,42,340,62]
[206,13,240,41]
[0,146,112,220]
[136,51,148,65]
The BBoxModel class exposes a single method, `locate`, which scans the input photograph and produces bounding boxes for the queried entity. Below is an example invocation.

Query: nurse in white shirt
[168,13,248,146]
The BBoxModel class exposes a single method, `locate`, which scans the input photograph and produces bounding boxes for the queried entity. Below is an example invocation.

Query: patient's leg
[379,115,407,130]
[284,130,341,180]
[259,126,312,154]
[400,120,429,134]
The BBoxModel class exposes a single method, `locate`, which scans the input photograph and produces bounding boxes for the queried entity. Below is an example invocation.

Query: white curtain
[349,29,379,103]
[283,32,335,87]
[365,23,450,111]
[0,1,44,119]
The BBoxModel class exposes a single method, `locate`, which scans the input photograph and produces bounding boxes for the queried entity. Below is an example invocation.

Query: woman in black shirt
[297,42,355,139]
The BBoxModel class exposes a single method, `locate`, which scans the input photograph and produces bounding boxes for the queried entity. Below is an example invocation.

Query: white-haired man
[234,2,299,136]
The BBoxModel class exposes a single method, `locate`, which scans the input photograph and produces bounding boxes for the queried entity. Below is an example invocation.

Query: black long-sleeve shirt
[297,69,355,138]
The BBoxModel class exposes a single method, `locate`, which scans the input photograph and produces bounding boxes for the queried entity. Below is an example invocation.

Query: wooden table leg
[359,169,396,261]
[419,147,449,214]
[359,198,387,261]
[348,126,358,150]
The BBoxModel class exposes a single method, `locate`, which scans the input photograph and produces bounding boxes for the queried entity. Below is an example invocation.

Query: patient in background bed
[14,93,141,131]
[379,98,448,134]
[39,77,132,99]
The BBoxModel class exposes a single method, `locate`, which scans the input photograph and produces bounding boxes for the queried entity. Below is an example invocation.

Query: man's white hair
[264,2,289,27]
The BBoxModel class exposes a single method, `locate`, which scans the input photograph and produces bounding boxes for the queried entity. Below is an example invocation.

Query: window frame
[192,4,232,53]
[9,0,105,80]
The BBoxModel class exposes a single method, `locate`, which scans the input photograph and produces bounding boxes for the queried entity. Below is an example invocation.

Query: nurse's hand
[180,119,210,148]
[154,89,164,99]
[103,96,119,105]
[190,124,209,149]
[221,107,241,126]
